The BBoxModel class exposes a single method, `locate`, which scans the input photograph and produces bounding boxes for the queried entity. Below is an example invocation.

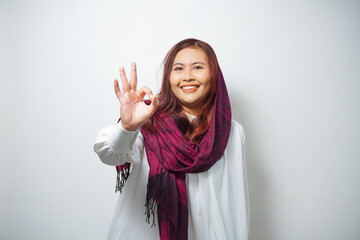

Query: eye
[174,66,183,71]
[194,65,203,70]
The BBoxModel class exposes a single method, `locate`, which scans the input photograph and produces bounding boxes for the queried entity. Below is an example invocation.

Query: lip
[180,84,200,92]
[180,84,200,88]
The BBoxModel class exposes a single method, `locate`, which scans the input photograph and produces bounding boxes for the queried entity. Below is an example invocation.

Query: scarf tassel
[145,169,172,230]
[115,163,133,193]
[145,200,176,240]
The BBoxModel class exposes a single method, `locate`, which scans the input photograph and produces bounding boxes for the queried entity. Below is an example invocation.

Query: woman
[94,38,250,240]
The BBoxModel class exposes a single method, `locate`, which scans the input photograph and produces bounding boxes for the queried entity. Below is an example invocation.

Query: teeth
[182,86,198,90]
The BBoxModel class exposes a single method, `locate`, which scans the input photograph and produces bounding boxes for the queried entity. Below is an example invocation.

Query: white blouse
[94,119,250,240]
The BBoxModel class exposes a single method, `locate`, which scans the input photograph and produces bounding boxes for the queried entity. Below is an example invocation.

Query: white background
[1,0,359,239]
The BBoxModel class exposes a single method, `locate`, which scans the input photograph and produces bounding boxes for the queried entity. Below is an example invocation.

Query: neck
[183,110,196,121]
[182,106,201,116]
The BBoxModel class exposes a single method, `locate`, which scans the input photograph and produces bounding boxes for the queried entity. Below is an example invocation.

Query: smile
[181,85,199,90]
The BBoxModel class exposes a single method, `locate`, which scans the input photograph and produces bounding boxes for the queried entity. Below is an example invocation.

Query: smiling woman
[94,38,250,240]
[169,47,213,115]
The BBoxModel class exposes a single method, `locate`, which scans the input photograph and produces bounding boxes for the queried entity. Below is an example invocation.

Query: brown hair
[146,38,219,143]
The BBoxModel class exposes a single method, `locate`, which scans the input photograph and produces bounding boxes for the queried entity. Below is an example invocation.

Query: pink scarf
[116,68,231,240]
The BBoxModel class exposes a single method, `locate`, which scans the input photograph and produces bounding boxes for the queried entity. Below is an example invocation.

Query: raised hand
[114,62,159,131]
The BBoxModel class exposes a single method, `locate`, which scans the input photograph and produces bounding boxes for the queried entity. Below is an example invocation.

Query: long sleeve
[241,125,251,234]
[93,122,144,166]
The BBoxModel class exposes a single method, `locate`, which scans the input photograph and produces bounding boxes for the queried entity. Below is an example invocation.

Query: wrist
[120,122,139,132]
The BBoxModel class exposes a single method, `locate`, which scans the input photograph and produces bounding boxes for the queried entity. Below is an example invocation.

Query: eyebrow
[173,61,206,66]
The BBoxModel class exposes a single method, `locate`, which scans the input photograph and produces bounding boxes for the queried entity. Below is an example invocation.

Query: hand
[114,62,159,131]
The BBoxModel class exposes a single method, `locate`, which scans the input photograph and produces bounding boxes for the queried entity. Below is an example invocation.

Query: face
[169,47,212,116]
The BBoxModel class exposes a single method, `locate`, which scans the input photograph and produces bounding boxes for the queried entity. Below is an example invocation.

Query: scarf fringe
[145,169,172,229]
[145,198,157,227]
[145,198,176,239]
[115,163,133,193]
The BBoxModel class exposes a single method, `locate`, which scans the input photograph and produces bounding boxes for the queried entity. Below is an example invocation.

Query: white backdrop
[1,0,359,239]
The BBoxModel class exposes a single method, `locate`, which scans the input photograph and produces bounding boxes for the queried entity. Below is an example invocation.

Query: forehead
[174,47,208,64]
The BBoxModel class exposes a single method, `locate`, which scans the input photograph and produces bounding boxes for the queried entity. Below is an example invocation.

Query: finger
[149,94,159,113]
[138,87,159,114]
[137,86,154,99]
[151,94,159,107]
[130,62,137,91]
[114,79,123,99]
[119,66,130,92]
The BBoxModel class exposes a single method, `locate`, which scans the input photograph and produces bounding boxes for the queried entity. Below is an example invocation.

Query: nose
[183,68,194,81]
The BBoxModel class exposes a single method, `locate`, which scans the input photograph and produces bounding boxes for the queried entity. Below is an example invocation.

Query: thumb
[149,94,159,112]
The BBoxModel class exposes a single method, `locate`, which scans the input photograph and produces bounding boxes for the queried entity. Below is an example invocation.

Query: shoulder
[230,119,246,145]
[231,119,244,132]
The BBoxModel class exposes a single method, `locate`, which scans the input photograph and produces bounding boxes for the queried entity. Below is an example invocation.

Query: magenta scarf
[116,68,231,240]
[142,68,232,239]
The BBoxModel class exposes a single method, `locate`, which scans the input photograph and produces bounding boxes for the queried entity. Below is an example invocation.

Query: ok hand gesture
[114,62,159,131]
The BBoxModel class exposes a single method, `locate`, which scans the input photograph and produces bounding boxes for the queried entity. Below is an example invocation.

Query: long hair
[146,38,219,143]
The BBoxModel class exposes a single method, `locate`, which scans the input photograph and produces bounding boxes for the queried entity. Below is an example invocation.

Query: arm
[93,122,143,166]
[230,120,250,236]
[240,125,251,234]
[94,62,158,166]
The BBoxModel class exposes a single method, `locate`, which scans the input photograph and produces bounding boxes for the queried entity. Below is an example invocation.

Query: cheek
[169,75,177,88]
[170,85,177,96]
[202,76,212,93]
[169,79,179,97]
[204,84,212,96]
[169,80,177,93]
